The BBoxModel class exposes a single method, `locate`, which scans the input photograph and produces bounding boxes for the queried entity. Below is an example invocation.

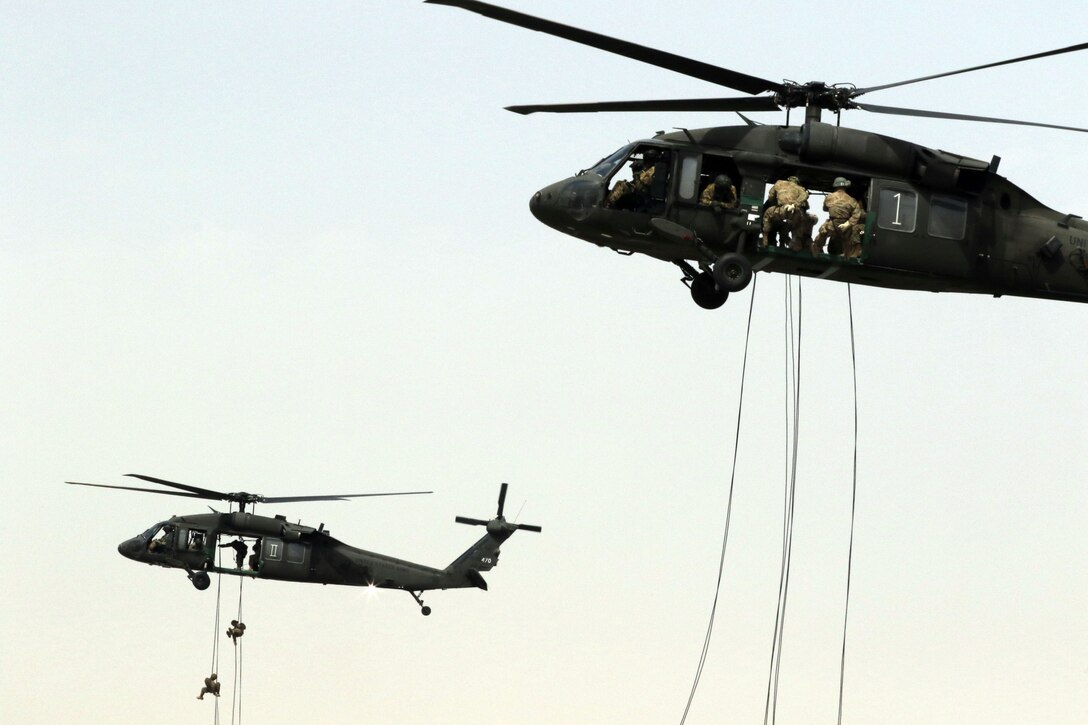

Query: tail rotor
[455,483,542,537]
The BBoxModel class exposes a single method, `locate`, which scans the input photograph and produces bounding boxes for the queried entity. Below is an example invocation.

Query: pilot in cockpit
[606,150,660,211]
[147,524,174,552]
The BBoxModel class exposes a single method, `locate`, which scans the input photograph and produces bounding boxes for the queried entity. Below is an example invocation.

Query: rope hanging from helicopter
[679,277,860,724]
[229,575,245,725]
[678,275,758,725]
[206,509,248,725]
[764,277,804,725]
[210,548,224,725]
[835,285,860,725]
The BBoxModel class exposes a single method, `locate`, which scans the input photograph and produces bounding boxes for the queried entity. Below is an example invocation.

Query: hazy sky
[3,2,1087,723]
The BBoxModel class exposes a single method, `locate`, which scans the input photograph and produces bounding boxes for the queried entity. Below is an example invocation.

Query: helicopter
[67,474,541,615]
[429,0,1088,309]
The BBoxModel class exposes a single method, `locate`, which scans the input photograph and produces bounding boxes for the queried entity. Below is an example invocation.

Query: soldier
[226,619,246,644]
[248,539,261,570]
[606,159,645,209]
[812,177,865,258]
[636,149,660,192]
[762,175,810,248]
[148,525,173,552]
[197,673,220,700]
[700,174,738,211]
[219,538,248,569]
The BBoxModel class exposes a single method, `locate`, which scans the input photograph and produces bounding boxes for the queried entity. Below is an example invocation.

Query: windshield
[141,522,166,539]
[583,144,635,178]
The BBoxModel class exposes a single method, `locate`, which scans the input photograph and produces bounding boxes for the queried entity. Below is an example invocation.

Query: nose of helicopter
[117,536,143,560]
[529,186,557,224]
[530,176,604,229]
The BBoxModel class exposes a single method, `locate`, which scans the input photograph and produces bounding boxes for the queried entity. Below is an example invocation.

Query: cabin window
[286,542,306,564]
[876,188,917,233]
[678,156,699,201]
[185,529,207,552]
[928,194,968,240]
[263,539,283,561]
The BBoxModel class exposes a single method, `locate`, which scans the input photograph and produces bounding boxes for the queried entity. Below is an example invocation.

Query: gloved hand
[838,221,851,229]
[784,204,795,213]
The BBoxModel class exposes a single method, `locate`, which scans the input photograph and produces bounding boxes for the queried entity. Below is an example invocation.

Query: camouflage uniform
[606,164,654,209]
[198,674,220,700]
[226,620,246,643]
[813,189,865,257]
[699,182,737,209]
[762,179,810,247]
[606,179,632,206]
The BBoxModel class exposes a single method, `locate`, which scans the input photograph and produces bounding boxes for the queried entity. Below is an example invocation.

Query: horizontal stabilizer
[465,569,488,590]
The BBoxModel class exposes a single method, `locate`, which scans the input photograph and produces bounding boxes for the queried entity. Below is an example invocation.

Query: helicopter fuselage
[119,511,488,593]
[529,122,1088,306]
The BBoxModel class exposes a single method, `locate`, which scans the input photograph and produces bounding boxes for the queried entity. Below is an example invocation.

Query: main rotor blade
[856,41,1088,96]
[426,0,782,96]
[262,491,433,503]
[66,481,208,499]
[125,473,226,499]
[496,482,508,517]
[856,102,1088,133]
[506,96,782,115]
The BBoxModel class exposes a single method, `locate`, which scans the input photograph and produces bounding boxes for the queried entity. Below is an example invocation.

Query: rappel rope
[836,285,859,725]
[764,277,803,725]
[678,275,758,725]
[230,576,244,725]
[211,549,224,725]
[678,275,860,723]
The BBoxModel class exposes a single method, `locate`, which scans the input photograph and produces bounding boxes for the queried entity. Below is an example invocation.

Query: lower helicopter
[67,474,541,615]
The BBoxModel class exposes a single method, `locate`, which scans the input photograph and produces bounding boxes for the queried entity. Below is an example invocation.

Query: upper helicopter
[429,0,1088,309]
[68,474,540,616]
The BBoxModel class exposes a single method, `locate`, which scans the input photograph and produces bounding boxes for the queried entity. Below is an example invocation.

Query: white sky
[2,2,1087,723]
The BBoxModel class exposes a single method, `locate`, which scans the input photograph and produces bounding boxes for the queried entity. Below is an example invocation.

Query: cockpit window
[141,523,165,540]
[584,144,636,178]
[146,523,175,553]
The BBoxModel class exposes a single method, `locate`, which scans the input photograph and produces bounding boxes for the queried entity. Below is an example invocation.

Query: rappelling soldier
[197,673,220,700]
[219,538,248,569]
[762,175,810,248]
[700,174,738,211]
[812,177,865,257]
[226,619,246,644]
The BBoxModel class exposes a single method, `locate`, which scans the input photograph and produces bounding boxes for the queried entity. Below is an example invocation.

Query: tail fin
[445,483,541,589]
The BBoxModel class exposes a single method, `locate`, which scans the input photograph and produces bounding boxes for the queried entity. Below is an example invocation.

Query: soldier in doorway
[813,177,865,258]
[248,539,261,570]
[762,176,811,248]
[700,174,738,211]
[219,538,248,569]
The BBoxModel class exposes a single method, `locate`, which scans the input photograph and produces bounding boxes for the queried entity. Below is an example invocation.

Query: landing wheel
[690,272,729,310]
[410,590,432,616]
[189,571,211,591]
[713,252,753,292]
